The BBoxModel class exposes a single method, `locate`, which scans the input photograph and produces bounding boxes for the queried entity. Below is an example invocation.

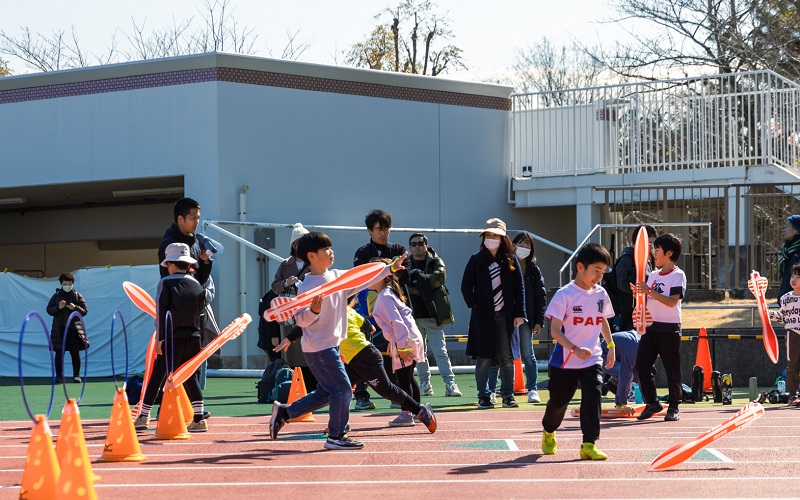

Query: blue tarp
[0,265,159,377]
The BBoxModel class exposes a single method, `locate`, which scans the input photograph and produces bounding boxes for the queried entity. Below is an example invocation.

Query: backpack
[256,358,289,403]
[270,367,294,404]
[125,375,144,405]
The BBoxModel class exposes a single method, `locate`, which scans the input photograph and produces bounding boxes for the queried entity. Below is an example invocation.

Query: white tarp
[0,265,160,377]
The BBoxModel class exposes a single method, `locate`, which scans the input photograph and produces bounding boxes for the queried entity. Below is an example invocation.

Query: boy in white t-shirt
[632,233,686,422]
[770,262,800,405]
[541,243,615,461]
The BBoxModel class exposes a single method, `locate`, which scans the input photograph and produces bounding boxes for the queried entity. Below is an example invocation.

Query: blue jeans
[475,313,514,398]
[518,322,538,391]
[286,347,352,437]
[414,319,455,384]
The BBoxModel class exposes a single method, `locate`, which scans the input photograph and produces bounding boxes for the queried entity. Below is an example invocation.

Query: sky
[2,1,624,82]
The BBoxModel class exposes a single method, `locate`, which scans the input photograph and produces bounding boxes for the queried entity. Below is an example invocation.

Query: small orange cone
[287,369,315,422]
[97,388,147,462]
[55,433,97,500]
[177,384,194,425]
[55,399,100,483]
[513,358,526,394]
[153,379,191,440]
[19,414,60,499]
[696,327,713,392]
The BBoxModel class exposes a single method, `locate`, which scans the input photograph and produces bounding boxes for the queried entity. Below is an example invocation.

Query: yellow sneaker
[541,430,557,455]
[579,442,608,460]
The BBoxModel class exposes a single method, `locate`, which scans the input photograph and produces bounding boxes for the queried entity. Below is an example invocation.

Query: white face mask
[62,284,73,292]
[516,247,531,260]
[483,239,501,251]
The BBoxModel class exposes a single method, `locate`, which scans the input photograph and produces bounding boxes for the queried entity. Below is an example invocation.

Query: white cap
[161,243,197,267]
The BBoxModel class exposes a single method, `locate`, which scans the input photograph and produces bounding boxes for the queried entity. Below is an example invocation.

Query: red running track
[1,405,799,499]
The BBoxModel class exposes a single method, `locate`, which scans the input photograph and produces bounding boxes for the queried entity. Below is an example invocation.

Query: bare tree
[0,26,97,72]
[507,38,608,100]
[345,0,466,76]
[586,0,800,80]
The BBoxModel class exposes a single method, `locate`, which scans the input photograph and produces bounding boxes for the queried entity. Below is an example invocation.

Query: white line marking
[705,448,733,462]
[505,439,518,451]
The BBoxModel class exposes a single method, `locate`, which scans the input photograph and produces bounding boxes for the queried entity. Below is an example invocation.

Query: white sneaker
[420,381,434,396]
[489,393,497,405]
[527,390,541,403]
[445,381,462,397]
[388,411,416,427]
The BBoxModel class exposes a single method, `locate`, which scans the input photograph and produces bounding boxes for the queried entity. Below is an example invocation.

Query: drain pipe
[239,185,250,369]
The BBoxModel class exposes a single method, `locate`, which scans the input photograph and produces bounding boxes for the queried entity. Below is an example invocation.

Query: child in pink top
[370,258,426,427]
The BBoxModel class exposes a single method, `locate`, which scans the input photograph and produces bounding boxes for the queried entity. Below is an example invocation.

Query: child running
[135,243,207,432]
[276,296,436,431]
[369,258,429,427]
[541,243,615,460]
[269,232,407,450]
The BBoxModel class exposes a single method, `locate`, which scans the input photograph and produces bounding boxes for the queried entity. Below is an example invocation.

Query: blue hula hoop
[18,312,55,422]
[109,310,130,391]
[164,310,175,374]
[61,311,89,404]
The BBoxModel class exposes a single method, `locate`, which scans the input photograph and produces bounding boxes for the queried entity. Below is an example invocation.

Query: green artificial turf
[0,373,761,422]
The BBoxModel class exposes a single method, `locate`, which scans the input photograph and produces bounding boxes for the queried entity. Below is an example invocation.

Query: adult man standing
[352,209,409,410]
[406,232,461,397]
[613,225,656,331]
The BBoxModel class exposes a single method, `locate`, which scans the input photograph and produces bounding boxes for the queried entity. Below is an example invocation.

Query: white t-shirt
[777,292,800,334]
[545,281,615,369]
[646,267,686,325]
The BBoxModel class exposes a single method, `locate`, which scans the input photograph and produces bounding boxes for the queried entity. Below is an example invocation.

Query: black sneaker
[664,408,680,421]
[502,397,519,408]
[55,376,62,384]
[637,402,664,420]
[324,434,364,450]
[270,403,289,440]
[477,397,494,409]
[72,376,82,383]
[203,410,211,419]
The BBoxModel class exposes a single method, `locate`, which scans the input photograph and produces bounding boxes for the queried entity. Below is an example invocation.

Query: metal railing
[559,222,712,287]
[512,70,800,177]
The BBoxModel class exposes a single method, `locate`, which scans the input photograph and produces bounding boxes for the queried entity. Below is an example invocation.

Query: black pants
[354,354,397,401]
[345,345,420,414]
[54,348,81,378]
[542,364,603,444]
[618,294,634,332]
[636,330,682,409]
[143,336,203,406]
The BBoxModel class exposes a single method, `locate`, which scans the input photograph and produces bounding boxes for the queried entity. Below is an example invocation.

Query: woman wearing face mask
[511,232,547,403]
[46,272,89,384]
[461,218,525,409]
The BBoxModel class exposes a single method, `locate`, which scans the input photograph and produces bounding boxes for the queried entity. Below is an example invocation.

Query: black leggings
[143,337,203,406]
[54,348,81,378]
[345,345,421,414]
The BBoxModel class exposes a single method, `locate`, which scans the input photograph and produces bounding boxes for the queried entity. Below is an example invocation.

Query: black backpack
[256,358,289,403]
[603,253,632,315]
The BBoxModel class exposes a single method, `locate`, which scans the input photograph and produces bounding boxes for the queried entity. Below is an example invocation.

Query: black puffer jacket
[46,288,89,351]
[158,224,212,285]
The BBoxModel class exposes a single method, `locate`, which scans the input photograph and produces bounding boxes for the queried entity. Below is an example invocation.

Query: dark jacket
[408,247,454,327]
[353,239,410,352]
[158,224,212,286]
[46,288,89,352]
[156,273,205,341]
[522,259,546,326]
[461,250,525,359]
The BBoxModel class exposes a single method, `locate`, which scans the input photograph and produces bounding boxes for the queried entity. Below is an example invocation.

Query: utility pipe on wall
[239,185,249,369]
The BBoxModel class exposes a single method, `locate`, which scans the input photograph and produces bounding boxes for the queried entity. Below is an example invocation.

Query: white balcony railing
[512,71,800,177]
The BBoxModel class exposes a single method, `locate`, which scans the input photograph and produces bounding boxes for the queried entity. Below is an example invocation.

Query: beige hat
[290,223,309,245]
[161,243,197,267]
[480,218,507,237]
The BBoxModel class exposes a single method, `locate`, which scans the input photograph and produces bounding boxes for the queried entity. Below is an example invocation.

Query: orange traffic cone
[55,399,100,483]
[287,369,315,422]
[513,358,526,394]
[19,414,60,499]
[153,379,191,440]
[696,327,713,392]
[56,433,97,500]
[97,388,147,462]
[177,384,194,426]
